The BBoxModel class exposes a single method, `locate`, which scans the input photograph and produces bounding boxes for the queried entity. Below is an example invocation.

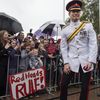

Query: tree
[81,0,99,34]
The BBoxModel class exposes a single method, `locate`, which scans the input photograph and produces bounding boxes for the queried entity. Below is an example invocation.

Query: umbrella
[34,29,42,38]
[34,20,65,38]
[0,12,23,35]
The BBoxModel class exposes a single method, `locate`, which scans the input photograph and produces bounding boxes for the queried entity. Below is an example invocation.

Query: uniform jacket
[60,20,97,73]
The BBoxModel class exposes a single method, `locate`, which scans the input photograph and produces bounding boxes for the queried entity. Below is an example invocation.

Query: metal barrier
[45,55,63,94]
[0,54,100,100]
[0,54,20,99]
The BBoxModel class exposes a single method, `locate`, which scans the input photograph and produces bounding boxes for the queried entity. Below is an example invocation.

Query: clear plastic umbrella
[34,20,65,38]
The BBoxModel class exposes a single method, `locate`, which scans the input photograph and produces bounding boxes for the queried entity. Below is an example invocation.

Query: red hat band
[66,0,82,11]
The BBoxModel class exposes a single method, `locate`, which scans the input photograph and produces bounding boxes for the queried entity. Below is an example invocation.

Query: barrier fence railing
[0,54,100,99]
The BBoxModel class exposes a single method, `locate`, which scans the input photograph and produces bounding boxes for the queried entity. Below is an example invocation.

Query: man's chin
[72,19,79,22]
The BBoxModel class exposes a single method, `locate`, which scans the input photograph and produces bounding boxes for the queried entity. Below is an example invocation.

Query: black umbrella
[0,12,23,35]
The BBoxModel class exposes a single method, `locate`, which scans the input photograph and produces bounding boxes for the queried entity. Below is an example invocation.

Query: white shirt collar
[70,20,80,26]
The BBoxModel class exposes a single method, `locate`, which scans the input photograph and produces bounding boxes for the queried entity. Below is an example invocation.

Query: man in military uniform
[60,0,97,100]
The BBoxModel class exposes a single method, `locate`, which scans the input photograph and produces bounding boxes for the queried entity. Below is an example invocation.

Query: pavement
[1,85,100,100]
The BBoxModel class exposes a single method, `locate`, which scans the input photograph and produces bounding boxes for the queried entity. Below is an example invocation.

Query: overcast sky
[0,0,70,33]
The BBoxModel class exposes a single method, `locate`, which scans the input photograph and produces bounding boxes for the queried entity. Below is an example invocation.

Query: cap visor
[69,8,81,11]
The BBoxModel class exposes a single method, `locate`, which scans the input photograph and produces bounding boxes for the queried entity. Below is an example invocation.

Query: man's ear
[68,12,70,16]
[80,11,83,17]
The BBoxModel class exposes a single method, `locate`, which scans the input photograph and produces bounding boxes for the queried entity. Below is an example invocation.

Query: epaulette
[62,22,70,29]
[81,21,90,23]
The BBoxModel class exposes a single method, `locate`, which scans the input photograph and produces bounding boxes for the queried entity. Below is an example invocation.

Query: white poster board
[9,67,46,100]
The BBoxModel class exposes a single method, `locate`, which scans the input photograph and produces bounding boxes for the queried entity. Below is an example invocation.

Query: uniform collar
[70,20,80,26]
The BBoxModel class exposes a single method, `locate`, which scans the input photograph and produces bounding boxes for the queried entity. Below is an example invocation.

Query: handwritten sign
[9,67,46,100]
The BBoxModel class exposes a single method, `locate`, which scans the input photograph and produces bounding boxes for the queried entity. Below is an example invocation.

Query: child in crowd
[29,48,43,98]
[29,48,43,69]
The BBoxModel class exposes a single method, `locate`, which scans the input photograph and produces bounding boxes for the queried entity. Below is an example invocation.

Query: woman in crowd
[7,39,20,75]
[19,42,33,72]
[0,30,10,96]
[38,43,48,66]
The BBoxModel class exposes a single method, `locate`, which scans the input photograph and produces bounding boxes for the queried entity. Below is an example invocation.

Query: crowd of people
[0,30,62,97]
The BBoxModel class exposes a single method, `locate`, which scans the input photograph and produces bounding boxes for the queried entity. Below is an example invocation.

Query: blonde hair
[0,30,8,45]
[21,41,31,50]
